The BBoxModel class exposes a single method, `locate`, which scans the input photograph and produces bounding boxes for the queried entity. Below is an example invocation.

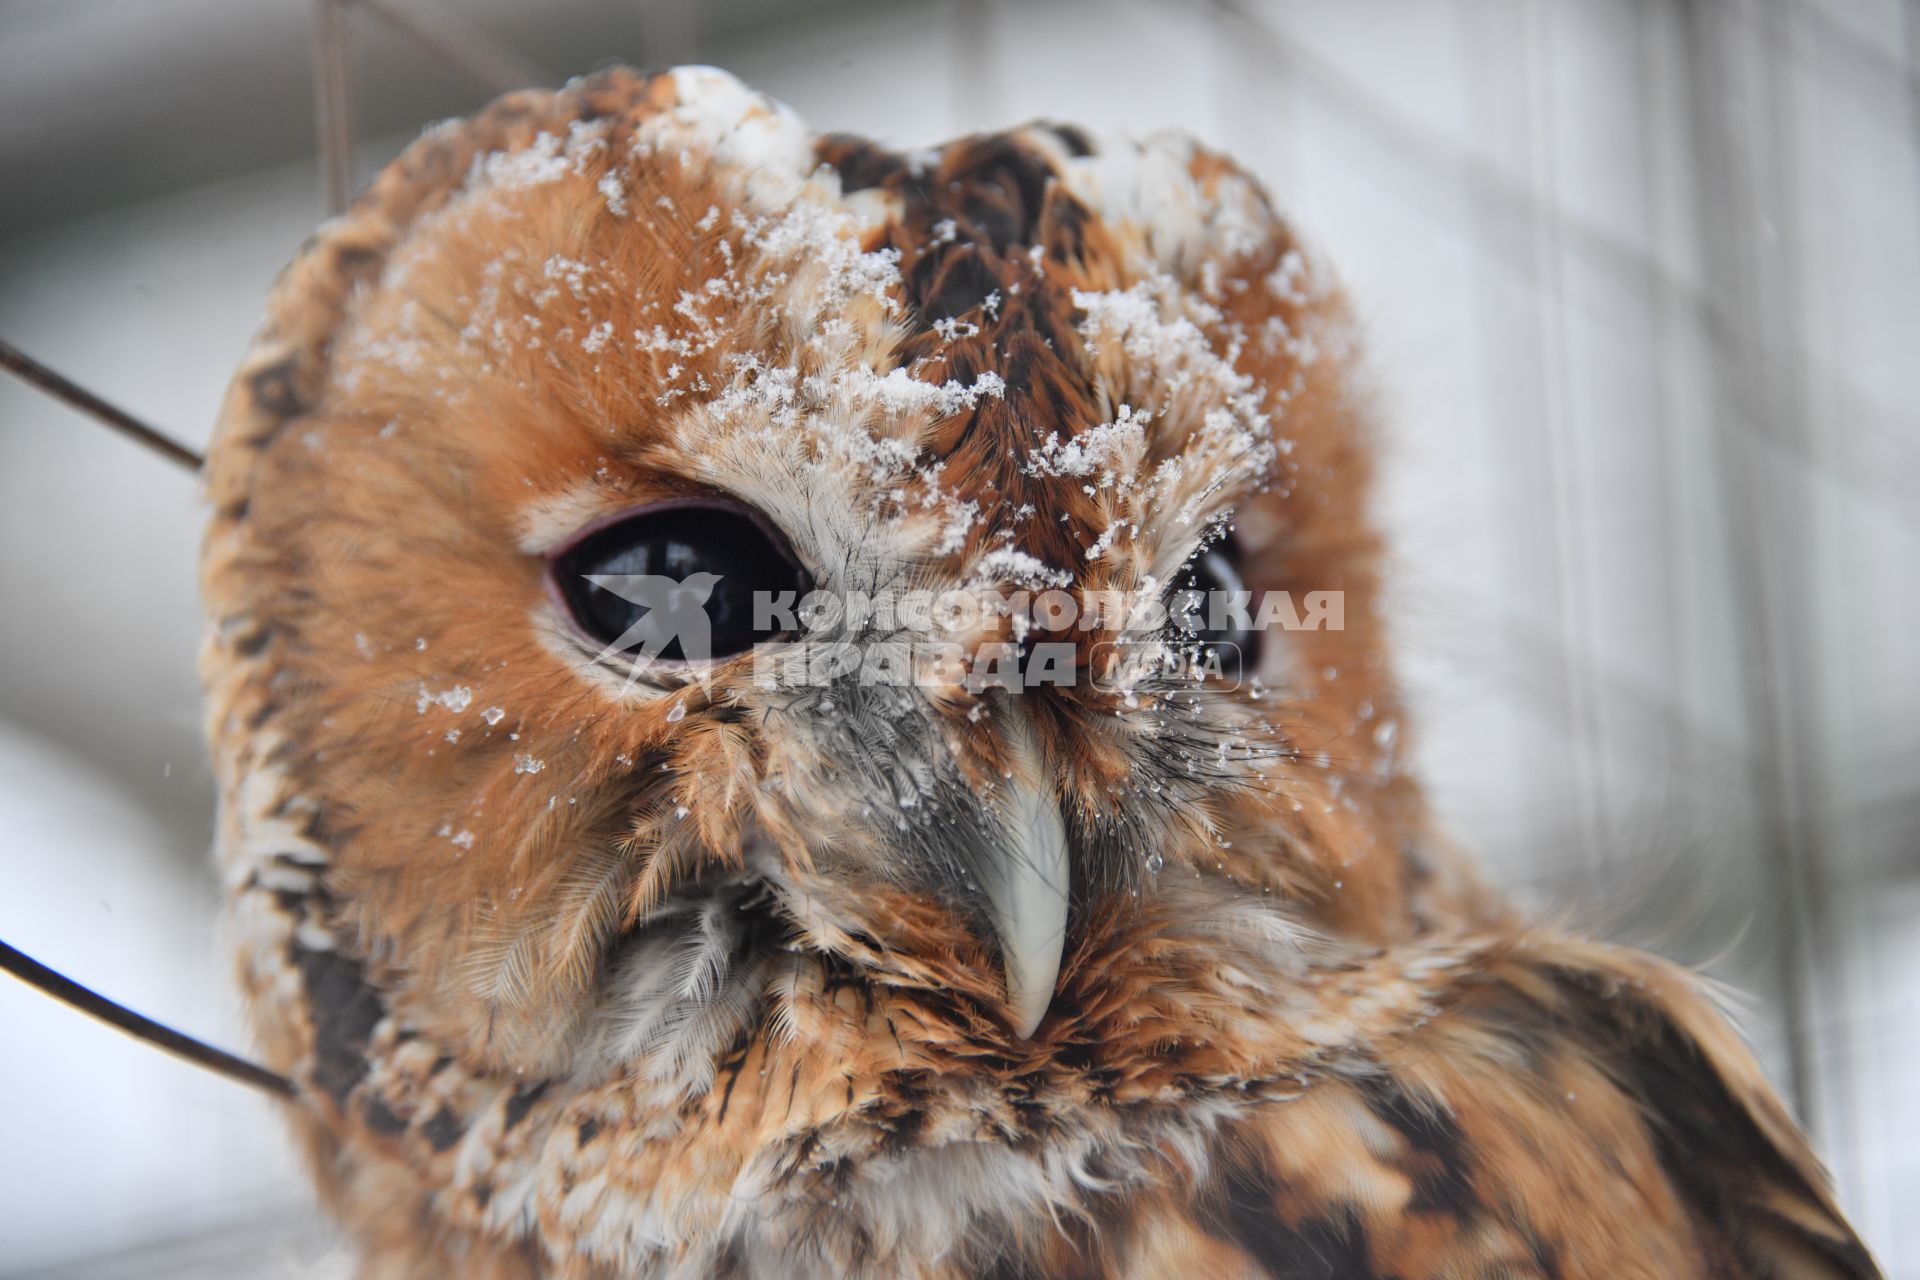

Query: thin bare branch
[0,338,203,472]
[352,0,549,94]
[1,938,293,1099]
[311,0,357,215]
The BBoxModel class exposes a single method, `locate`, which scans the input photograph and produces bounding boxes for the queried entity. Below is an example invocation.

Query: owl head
[199,66,1485,1262]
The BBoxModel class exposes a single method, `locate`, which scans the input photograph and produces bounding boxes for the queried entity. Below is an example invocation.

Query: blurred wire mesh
[0,0,1914,1274]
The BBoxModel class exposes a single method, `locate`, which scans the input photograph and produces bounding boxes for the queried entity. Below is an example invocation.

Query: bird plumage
[197,66,1876,1278]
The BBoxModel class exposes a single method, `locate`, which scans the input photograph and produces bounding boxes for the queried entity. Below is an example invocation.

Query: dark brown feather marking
[1356,1075,1477,1218]
[363,1095,408,1136]
[939,135,1056,252]
[290,939,383,1104]
[917,244,1001,324]
[502,1080,550,1131]
[246,357,305,420]
[1203,1145,1379,1279]
[1037,183,1092,264]
[1545,965,1879,1279]
[814,134,911,193]
[422,1105,464,1153]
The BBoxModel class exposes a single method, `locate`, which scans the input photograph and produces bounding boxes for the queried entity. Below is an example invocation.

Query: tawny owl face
[182,67,1885,1280]
[200,64,1440,1209]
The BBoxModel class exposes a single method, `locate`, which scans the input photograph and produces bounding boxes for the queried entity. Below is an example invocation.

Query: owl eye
[1167,538,1258,673]
[549,501,811,663]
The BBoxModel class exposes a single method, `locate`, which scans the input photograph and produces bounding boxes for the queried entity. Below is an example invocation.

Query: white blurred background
[1,0,1915,1274]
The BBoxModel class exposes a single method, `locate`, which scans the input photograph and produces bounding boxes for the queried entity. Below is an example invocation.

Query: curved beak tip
[968,710,1071,1041]
[1003,939,1063,1040]
[985,775,1069,1041]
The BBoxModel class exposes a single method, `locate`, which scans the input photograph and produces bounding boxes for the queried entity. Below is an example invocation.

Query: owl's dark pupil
[1169,542,1258,674]
[551,503,810,662]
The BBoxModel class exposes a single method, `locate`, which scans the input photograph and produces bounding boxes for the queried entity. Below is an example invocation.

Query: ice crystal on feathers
[642,66,818,213]
[596,170,630,216]
[466,119,614,197]
[1069,280,1278,569]
[973,548,1073,591]
[417,684,474,714]
[936,498,982,556]
[1027,405,1150,481]
[655,194,1010,575]
[1267,248,1314,304]
[1052,129,1272,286]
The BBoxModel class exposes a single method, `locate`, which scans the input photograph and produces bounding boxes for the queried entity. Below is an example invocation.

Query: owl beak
[978,715,1069,1039]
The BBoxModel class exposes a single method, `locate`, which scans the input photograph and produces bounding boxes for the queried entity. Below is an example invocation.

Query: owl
[197,66,1877,1279]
